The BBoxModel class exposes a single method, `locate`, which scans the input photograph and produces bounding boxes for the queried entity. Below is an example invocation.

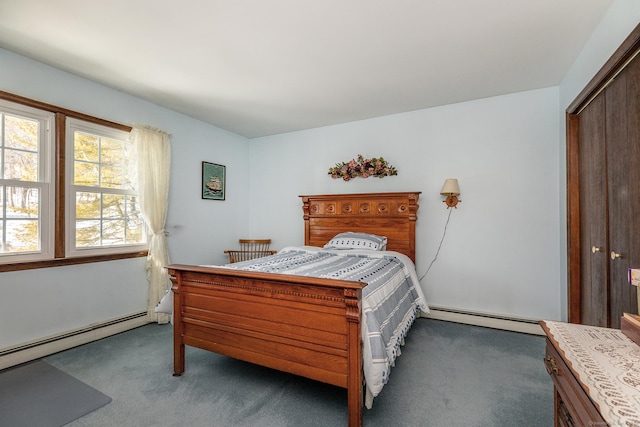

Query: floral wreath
[328,154,398,181]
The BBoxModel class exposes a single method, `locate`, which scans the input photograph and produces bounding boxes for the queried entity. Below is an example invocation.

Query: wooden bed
[167,191,420,427]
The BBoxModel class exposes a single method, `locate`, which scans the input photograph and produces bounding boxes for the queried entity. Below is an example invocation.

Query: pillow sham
[323,232,388,251]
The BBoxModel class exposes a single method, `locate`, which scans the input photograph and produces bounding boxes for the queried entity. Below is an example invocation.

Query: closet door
[567,24,640,326]
[578,94,608,327]
[606,57,640,328]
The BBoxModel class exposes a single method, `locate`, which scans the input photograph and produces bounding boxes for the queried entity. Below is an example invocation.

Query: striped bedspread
[223,246,430,408]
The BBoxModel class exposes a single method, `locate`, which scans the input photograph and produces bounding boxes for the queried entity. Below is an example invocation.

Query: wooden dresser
[540,320,640,426]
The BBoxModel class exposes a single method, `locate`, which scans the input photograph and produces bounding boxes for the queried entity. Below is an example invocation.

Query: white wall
[0,48,250,350]
[249,87,562,321]
[557,1,640,320]
[560,0,640,110]
[247,1,640,323]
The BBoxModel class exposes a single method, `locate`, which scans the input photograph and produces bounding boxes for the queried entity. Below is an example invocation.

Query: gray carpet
[43,318,553,426]
[0,360,112,427]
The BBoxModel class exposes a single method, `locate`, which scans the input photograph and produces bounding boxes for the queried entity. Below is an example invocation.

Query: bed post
[168,269,185,376]
[345,287,363,427]
[407,192,419,263]
[301,195,311,245]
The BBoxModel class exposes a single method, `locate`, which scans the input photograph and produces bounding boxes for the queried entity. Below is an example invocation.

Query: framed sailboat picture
[202,161,226,200]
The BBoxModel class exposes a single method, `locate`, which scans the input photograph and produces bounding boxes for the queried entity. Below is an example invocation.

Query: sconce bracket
[443,195,460,208]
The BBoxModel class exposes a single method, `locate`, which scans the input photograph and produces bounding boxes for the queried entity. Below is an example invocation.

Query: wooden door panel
[578,95,608,327]
[606,70,631,328]
[628,55,640,319]
[610,57,640,326]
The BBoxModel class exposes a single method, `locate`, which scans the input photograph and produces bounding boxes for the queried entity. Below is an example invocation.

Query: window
[0,90,148,269]
[0,99,55,263]
[66,119,146,257]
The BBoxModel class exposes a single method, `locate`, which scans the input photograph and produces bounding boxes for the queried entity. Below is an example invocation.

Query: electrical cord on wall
[419,207,454,282]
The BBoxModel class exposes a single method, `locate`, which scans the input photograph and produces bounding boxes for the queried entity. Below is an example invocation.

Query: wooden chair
[224,239,277,263]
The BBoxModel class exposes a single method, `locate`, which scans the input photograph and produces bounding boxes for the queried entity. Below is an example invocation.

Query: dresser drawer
[544,339,606,426]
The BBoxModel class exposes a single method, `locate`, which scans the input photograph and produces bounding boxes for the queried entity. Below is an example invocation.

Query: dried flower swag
[328,154,398,181]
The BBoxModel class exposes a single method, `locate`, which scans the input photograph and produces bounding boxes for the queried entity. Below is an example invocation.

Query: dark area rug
[0,360,111,427]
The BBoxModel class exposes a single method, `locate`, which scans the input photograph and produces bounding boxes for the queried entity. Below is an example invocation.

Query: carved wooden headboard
[300,192,421,263]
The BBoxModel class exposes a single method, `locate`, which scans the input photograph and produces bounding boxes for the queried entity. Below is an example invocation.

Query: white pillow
[154,289,173,314]
[323,232,388,251]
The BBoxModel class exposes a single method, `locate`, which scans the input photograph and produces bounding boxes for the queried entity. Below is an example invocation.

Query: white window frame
[65,118,147,257]
[0,99,55,264]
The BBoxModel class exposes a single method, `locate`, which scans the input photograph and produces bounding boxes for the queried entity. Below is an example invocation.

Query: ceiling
[0,0,613,138]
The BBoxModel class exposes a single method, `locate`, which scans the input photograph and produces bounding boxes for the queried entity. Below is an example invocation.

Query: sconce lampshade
[440,178,461,208]
[440,179,460,196]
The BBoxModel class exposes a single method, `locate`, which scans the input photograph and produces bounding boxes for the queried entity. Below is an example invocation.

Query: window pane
[5,219,39,252]
[76,192,100,219]
[100,165,123,188]
[126,218,144,244]
[75,219,101,247]
[5,186,39,218]
[4,148,38,181]
[102,219,125,245]
[74,131,99,162]
[4,115,38,151]
[100,138,124,165]
[102,193,124,219]
[74,161,99,186]
[126,195,141,219]
[125,196,144,244]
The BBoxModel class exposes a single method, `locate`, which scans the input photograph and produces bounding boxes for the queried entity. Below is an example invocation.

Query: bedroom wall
[557,1,640,320]
[247,0,640,324]
[0,48,250,350]
[1,0,635,352]
[248,87,562,322]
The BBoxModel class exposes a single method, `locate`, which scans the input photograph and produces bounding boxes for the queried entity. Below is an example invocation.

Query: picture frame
[202,161,226,200]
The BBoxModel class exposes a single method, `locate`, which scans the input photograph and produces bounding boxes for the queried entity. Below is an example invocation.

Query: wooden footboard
[168,264,366,427]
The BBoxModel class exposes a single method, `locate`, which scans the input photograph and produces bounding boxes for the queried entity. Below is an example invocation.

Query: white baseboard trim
[0,312,149,371]
[425,306,544,336]
[0,307,542,371]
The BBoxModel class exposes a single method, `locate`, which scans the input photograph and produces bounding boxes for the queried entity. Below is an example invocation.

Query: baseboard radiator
[0,307,542,371]
[425,305,544,336]
[0,312,149,371]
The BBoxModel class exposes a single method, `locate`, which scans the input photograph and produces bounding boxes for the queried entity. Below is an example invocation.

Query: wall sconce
[440,179,461,208]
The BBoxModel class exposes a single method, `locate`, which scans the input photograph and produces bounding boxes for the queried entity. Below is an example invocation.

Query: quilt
[224,246,430,408]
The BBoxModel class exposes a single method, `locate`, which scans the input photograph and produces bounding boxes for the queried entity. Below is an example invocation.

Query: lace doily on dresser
[545,321,640,427]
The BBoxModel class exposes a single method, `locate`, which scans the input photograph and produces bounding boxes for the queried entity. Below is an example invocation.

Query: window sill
[0,251,148,273]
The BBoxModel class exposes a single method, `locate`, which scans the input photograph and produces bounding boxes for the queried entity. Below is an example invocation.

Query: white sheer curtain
[131,124,172,324]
